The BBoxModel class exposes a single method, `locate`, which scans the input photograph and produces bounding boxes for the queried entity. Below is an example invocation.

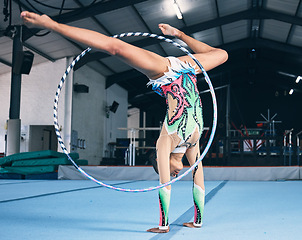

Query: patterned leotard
[147,57,203,153]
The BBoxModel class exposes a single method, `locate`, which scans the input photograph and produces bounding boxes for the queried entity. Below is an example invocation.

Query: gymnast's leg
[21,11,170,80]
[147,128,179,233]
[184,141,205,228]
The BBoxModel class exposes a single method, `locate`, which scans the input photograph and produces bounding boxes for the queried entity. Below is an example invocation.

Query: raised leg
[21,11,169,79]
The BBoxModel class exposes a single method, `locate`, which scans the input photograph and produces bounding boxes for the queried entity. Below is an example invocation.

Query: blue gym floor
[0,179,301,240]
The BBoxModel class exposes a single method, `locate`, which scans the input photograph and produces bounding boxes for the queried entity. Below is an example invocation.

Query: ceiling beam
[73,0,112,36]
[15,3,302,44]
[54,1,302,29]
[0,58,12,67]
[15,0,149,40]
[37,6,302,34]
[182,8,302,35]
[259,8,302,26]
[222,38,302,55]
[22,42,56,62]
[52,0,150,24]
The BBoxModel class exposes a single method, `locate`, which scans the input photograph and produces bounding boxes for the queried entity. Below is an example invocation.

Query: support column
[6,119,21,156]
[62,57,74,152]
[7,26,22,155]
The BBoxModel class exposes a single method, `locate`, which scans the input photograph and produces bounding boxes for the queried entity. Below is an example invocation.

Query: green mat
[0,166,56,175]
[0,150,88,175]
[11,158,88,167]
[0,150,80,167]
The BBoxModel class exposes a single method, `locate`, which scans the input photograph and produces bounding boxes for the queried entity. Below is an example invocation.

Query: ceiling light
[278,71,295,78]
[172,1,183,19]
[289,89,294,95]
[296,76,302,83]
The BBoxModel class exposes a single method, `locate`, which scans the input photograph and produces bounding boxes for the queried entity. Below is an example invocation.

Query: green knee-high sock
[193,183,205,227]
[158,187,171,230]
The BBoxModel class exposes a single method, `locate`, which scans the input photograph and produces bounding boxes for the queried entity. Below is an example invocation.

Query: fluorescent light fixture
[289,89,294,95]
[296,76,302,83]
[278,71,295,78]
[172,1,183,19]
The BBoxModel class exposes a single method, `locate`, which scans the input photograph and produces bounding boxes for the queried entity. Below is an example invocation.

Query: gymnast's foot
[21,11,55,29]
[158,23,182,38]
[183,222,202,228]
[147,226,169,233]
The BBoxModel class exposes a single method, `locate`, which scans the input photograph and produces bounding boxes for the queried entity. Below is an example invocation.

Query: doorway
[29,125,58,152]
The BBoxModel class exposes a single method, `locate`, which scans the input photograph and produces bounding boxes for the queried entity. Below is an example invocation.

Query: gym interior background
[0,0,302,177]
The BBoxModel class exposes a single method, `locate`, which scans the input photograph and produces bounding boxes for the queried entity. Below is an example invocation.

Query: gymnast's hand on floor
[183,222,202,228]
[147,226,169,233]
[21,11,55,30]
[158,23,182,38]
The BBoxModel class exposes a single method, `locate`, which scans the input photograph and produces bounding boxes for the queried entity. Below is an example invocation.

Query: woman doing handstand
[21,11,228,233]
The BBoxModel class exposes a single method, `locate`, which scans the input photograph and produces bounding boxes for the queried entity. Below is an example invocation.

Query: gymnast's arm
[158,24,228,71]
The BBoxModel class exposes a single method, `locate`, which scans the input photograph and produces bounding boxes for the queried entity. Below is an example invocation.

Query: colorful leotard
[147,57,203,153]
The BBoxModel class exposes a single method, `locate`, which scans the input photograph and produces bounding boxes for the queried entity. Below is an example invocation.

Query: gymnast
[21,11,228,233]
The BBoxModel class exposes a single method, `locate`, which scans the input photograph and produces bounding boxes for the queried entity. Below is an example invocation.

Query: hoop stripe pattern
[54,32,217,192]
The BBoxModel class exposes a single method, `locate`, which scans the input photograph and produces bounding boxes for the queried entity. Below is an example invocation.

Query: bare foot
[21,11,55,29]
[147,226,169,233]
[158,23,181,38]
[183,222,202,228]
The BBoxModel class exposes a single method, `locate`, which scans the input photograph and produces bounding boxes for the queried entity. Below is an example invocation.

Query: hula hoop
[54,32,217,192]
